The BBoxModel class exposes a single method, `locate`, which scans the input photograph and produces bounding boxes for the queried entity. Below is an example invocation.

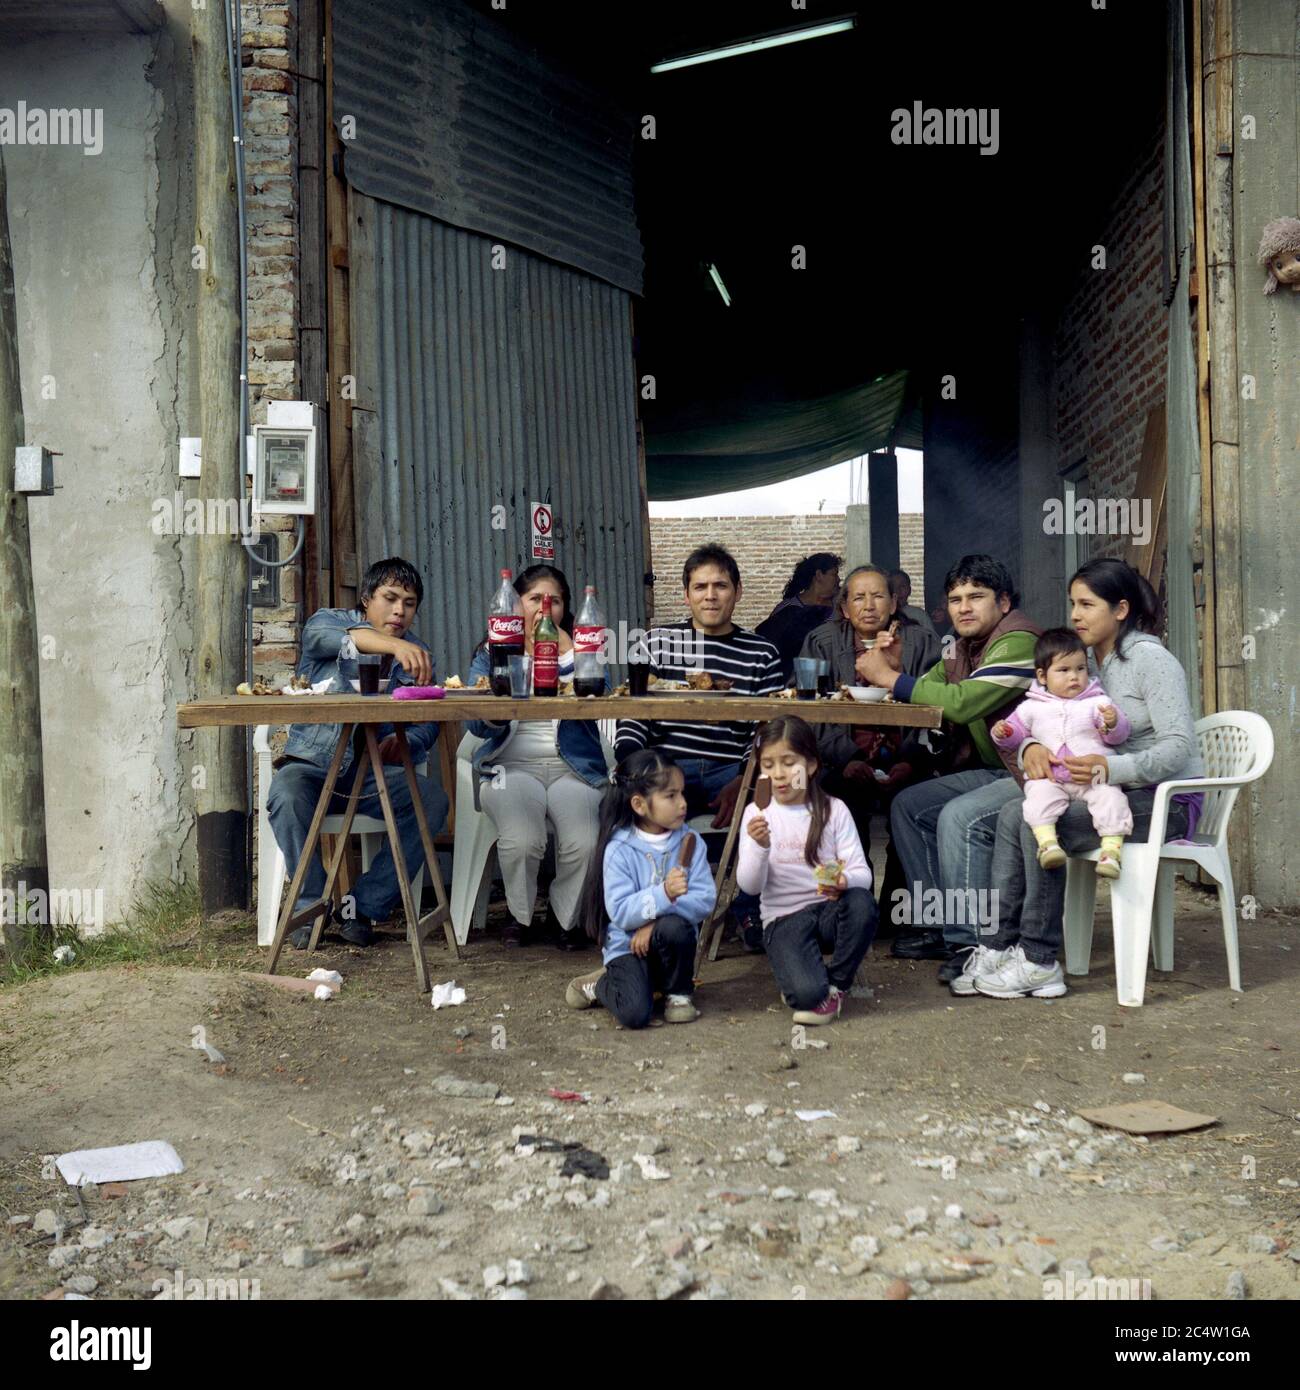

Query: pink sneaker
[792,986,843,1026]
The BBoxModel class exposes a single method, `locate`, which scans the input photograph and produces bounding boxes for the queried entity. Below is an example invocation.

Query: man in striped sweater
[855,555,1041,978]
[615,544,785,948]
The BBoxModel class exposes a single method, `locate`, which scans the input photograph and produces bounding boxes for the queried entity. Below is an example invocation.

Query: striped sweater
[613,621,785,765]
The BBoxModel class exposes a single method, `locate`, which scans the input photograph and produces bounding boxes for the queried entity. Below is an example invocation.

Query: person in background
[565,749,716,1028]
[267,557,448,949]
[856,554,1041,979]
[466,564,609,951]
[797,564,942,912]
[888,569,940,642]
[615,544,784,952]
[758,552,843,678]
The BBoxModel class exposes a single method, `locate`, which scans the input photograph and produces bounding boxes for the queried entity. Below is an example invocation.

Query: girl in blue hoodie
[565,750,716,1028]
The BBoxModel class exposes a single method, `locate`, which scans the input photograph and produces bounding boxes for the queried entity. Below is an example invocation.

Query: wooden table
[179,692,942,990]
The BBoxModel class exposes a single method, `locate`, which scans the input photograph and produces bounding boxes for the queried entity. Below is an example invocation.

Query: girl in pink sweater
[992,629,1133,878]
[737,716,877,1025]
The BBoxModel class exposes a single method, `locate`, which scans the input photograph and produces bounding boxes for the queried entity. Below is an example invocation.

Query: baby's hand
[664,866,688,900]
[992,720,1012,741]
[746,815,770,848]
[1098,705,1118,730]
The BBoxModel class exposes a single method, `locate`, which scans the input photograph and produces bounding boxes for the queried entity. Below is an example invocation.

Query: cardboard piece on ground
[56,1140,185,1186]
[1077,1101,1218,1135]
[242,972,340,996]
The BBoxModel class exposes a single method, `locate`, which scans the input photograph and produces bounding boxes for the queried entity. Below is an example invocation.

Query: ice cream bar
[754,776,772,810]
[677,832,696,867]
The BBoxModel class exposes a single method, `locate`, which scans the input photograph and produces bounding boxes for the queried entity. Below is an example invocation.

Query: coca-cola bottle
[533,594,559,697]
[487,568,524,696]
[572,585,607,698]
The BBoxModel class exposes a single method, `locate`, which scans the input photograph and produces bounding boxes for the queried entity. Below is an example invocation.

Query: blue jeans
[889,769,1021,948]
[267,756,449,922]
[673,758,759,921]
[764,888,877,1010]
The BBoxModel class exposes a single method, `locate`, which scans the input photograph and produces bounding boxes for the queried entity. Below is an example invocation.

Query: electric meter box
[253,414,318,516]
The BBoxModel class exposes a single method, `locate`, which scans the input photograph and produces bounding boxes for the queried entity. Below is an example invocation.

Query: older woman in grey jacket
[950,558,1204,999]
[798,564,943,907]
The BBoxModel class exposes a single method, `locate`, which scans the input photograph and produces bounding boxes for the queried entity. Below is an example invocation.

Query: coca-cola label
[573,623,605,655]
[488,615,525,644]
[533,639,559,687]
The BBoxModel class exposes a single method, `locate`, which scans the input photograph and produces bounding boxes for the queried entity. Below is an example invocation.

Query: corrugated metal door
[348,193,644,685]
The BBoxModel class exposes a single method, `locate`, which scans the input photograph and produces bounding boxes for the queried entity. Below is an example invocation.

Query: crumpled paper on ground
[313,984,334,1001]
[307,968,342,985]
[431,980,467,1009]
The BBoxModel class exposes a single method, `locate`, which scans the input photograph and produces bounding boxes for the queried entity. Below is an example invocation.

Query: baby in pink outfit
[992,628,1132,878]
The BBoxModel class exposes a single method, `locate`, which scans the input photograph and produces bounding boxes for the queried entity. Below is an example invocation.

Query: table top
[177,693,943,729]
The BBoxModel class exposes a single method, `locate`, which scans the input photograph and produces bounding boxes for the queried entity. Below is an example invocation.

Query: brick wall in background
[242,1,304,684]
[650,515,924,630]
[1053,123,1167,559]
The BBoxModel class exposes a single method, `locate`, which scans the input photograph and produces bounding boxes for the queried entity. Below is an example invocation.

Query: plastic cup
[793,657,819,700]
[817,659,833,696]
[627,660,650,696]
[508,654,532,698]
[357,653,383,695]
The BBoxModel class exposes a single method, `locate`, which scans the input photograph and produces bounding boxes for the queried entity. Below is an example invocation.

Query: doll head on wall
[1257,217,1300,295]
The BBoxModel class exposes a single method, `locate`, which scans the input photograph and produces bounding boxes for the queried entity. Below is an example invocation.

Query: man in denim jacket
[267,557,449,948]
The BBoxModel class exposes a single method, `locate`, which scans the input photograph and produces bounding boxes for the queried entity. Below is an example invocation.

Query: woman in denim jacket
[466,565,610,949]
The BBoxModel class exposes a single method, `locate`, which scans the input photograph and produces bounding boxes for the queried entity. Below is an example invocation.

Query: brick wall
[1053,122,1168,558]
[650,515,924,630]
[242,2,304,685]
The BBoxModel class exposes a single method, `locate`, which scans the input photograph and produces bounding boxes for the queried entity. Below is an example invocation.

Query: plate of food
[652,673,737,695]
[439,675,493,696]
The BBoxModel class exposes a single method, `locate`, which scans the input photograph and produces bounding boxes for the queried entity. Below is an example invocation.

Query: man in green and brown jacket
[855,554,1041,976]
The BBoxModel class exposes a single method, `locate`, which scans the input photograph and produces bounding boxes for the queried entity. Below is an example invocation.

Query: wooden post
[1190,0,1216,714]
[193,1,250,911]
[0,150,51,962]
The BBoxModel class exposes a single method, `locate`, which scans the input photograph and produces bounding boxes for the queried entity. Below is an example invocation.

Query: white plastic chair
[1062,711,1275,1007]
[254,725,429,946]
[450,723,618,945]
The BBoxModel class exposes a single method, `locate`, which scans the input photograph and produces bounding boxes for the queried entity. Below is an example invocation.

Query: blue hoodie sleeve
[604,842,671,931]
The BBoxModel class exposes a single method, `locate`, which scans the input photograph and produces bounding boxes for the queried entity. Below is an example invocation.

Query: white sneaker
[973,945,1067,999]
[664,993,699,1024]
[949,944,1014,997]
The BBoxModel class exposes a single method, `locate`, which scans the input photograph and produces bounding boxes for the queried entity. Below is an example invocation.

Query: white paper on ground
[431,981,467,1009]
[307,968,343,986]
[56,1141,184,1186]
[795,1110,838,1122]
[313,984,334,1001]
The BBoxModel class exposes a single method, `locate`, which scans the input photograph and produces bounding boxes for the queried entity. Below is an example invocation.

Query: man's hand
[1063,753,1109,786]
[841,759,874,783]
[376,734,403,765]
[854,644,899,689]
[746,814,770,848]
[390,638,432,687]
[1022,744,1059,781]
[630,924,654,957]
[709,774,744,829]
[1098,704,1118,731]
[664,866,688,900]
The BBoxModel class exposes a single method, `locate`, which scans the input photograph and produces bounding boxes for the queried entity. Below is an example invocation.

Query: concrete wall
[649,514,925,630]
[2,8,197,925]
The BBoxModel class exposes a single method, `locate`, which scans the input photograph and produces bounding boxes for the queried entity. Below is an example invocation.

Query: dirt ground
[1,881,1297,1303]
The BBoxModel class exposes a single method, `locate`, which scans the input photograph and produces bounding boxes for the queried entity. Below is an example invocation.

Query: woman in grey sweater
[951,558,1203,999]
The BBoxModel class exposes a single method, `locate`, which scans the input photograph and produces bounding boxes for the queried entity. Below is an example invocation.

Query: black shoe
[556,928,589,952]
[936,946,974,984]
[502,919,527,948]
[335,914,375,948]
[731,908,765,955]
[889,928,950,961]
[288,905,333,950]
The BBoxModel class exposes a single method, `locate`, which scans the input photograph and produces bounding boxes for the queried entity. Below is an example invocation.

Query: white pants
[478,756,603,930]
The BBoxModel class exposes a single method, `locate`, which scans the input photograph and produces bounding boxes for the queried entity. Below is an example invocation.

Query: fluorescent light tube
[707,263,731,307]
[651,17,855,74]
